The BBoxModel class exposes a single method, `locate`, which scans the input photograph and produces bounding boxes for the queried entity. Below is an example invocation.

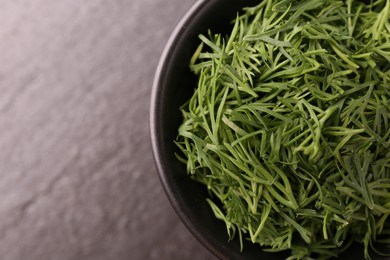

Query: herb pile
[175,0,390,259]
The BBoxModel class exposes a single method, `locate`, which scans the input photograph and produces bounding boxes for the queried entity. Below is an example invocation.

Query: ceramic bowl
[150,1,388,259]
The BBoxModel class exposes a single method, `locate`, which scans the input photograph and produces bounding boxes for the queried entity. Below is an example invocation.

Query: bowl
[150,0,389,259]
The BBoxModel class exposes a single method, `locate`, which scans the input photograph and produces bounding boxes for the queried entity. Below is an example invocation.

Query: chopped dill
[175,0,390,259]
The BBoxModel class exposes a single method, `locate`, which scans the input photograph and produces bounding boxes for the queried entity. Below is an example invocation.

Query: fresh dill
[175,0,390,259]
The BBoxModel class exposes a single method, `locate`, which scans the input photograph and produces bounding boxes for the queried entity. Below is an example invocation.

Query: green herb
[175,0,390,259]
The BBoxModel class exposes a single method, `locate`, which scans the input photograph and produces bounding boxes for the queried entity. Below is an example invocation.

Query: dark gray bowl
[150,0,388,259]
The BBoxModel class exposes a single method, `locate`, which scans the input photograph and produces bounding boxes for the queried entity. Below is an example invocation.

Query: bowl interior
[150,0,390,259]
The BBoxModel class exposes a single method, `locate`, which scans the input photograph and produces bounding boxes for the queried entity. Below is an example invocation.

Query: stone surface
[0,0,215,259]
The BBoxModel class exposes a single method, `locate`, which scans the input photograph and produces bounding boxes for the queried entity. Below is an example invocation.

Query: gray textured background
[0,0,216,259]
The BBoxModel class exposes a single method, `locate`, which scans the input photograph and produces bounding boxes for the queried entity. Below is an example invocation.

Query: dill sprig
[175,0,390,259]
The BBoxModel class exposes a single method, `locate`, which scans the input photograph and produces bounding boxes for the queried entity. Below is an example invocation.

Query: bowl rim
[149,0,225,258]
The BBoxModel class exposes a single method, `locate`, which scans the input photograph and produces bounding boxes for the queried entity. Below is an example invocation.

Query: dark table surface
[0,0,216,259]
